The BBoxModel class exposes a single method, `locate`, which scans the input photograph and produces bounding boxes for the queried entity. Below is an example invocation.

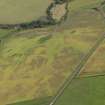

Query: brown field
[80,40,105,76]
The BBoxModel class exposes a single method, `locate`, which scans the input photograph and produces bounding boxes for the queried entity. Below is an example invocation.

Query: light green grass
[0,29,14,39]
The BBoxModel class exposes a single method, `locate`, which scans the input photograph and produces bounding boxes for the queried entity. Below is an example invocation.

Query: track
[48,7,105,105]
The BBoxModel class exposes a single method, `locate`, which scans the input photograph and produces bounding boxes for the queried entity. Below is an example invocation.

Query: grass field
[54,76,105,105]
[80,39,105,76]
[0,0,51,24]
[0,9,104,105]
[0,0,105,105]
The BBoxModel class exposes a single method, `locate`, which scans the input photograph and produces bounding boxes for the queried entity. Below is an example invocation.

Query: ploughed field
[0,0,105,105]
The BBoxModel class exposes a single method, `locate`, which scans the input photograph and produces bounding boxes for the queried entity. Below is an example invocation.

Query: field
[54,76,105,105]
[0,0,51,24]
[0,0,105,105]
[80,39,105,76]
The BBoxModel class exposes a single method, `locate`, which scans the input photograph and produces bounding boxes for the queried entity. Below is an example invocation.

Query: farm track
[48,8,105,105]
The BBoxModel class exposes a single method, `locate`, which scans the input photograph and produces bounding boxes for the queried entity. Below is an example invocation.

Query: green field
[54,76,105,105]
[0,0,105,105]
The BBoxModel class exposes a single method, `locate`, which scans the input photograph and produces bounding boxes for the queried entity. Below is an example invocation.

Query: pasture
[54,76,105,105]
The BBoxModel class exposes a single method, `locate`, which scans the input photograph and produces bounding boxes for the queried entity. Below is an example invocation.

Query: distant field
[70,0,104,12]
[54,76,105,105]
[0,0,51,24]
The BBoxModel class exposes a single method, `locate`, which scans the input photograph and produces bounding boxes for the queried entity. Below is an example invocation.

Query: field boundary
[77,73,105,79]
